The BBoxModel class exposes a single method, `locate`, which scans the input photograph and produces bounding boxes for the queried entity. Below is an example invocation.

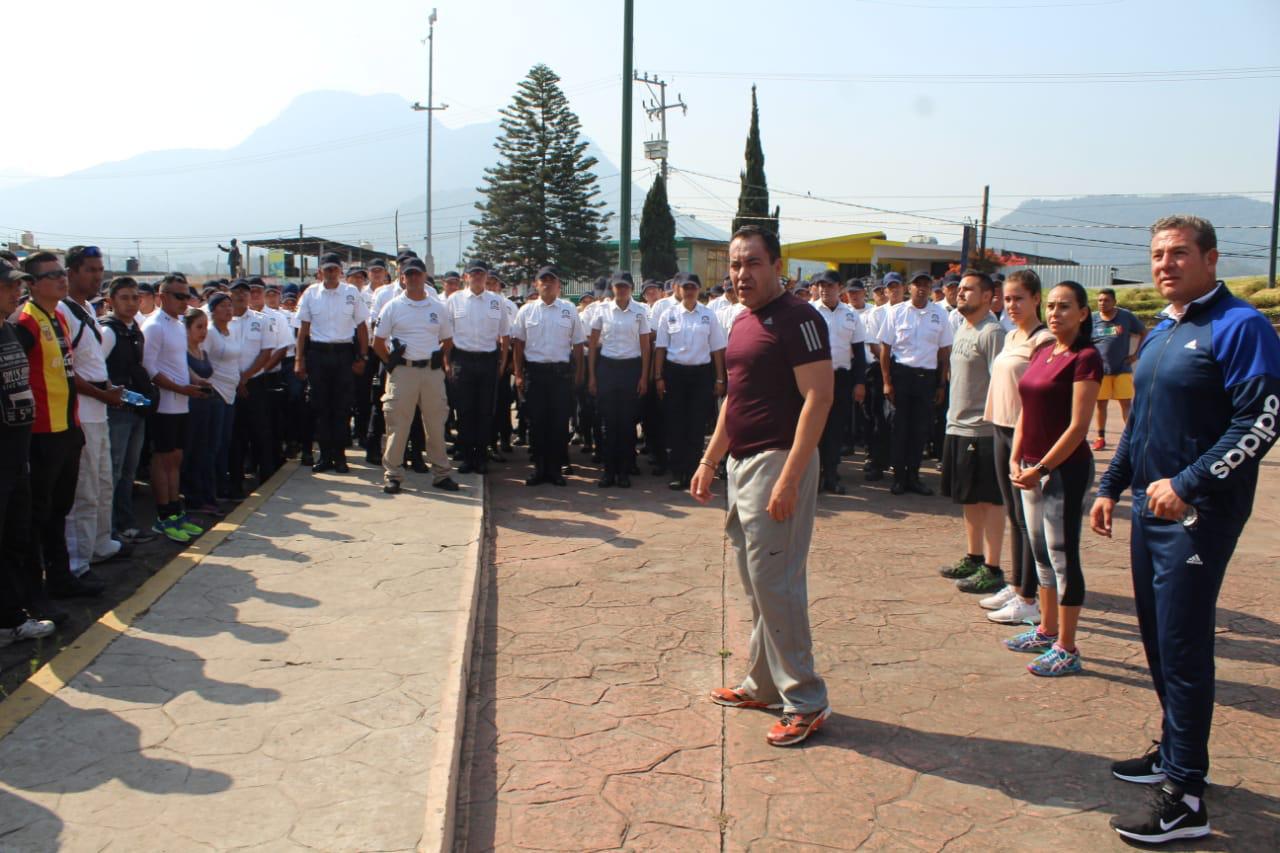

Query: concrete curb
[419,476,489,852]
[0,461,299,741]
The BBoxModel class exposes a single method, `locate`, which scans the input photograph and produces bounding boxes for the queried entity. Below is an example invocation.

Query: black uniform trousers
[307,342,355,464]
[281,356,313,454]
[0,455,32,627]
[597,356,643,478]
[663,361,714,481]
[453,349,499,469]
[27,429,83,593]
[889,362,938,485]
[493,366,515,449]
[866,364,891,472]
[230,374,274,490]
[352,355,374,448]
[524,361,574,479]
[820,367,855,482]
[642,383,666,465]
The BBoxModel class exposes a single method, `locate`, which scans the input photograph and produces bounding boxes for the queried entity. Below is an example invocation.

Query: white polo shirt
[375,292,452,361]
[260,306,291,373]
[296,282,369,343]
[141,309,190,415]
[855,304,875,364]
[230,310,271,375]
[370,283,403,334]
[879,300,955,370]
[203,323,242,405]
[656,302,726,366]
[447,288,509,353]
[648,295,679,329]
[591,298,649,359]
[816,300,867,371]
[513,298,586,364]
[57,299,110,424]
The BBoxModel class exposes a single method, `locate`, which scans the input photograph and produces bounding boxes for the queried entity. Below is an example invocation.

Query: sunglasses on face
[33,269,68,281]
[162,290,190,301]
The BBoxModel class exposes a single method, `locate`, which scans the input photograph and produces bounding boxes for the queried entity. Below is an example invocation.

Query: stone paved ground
[0,458,483,852]
[458,438,1279,852]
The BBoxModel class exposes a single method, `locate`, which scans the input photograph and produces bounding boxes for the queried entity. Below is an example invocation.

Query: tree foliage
[732,85,778,237]
[471,64,612,281]
[638,173,678,281]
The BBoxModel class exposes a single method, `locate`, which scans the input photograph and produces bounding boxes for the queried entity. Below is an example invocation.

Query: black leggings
[993,426,1037,599]
[1021,452,1093,608]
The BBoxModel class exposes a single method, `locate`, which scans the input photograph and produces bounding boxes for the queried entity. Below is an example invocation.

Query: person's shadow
[0,787,65,851]
[812,713,1279,850]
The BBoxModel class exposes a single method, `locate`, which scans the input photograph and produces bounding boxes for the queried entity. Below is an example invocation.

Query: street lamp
[411,8,448,276]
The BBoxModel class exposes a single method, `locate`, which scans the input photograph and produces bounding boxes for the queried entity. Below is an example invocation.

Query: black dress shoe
[312,458,334,474]
[48,575,104,599]
[29,599,69,625]
[864,467,885,482]
[617,474,631,488]
[410,458,428,474]
[908,479,934,496]
[383,480,402,494]
[890,480,907,496]
[334,459,350,474]
[300,451,315,466]
[548,475,567,487]
[597,475,616,488]
[433,477,461,492]
[458,462,476,475]
[488,448,506,462]
[525,473,545,486]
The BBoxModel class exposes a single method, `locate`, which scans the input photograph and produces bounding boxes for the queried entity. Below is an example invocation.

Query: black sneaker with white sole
[1110,782,1209,844]
[1112,741,1165,784]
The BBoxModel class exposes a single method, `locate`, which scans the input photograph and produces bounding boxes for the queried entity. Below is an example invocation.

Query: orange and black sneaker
[709,687,782,711]
[766,706,832,747]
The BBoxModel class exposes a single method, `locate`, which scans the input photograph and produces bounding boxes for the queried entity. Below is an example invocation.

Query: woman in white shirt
[203,294,243,500]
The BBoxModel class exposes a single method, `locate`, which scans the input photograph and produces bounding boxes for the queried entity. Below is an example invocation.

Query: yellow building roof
[780,231,902,266]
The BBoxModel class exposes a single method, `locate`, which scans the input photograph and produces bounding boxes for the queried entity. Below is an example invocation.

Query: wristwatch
[1033,462,1051,476]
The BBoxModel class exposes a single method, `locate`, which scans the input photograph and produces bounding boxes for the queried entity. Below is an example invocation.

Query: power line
[651,66,1280,85]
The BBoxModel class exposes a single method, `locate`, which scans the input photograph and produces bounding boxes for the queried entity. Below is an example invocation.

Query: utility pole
[633,72,687,182]
[394,209,400,252]
[619,0,634,272]
[1269,111,1279,288]
[978,185,990,261]
[411,8,448,276]
[134,240,141,269]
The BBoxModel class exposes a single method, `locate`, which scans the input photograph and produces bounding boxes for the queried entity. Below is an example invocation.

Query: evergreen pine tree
[731,85,778,237]
[638,173,678,281]
[471,64,612,281]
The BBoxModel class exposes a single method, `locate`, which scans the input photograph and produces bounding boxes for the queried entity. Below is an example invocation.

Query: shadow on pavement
[0,787,65,850]
[825,713,1277,851]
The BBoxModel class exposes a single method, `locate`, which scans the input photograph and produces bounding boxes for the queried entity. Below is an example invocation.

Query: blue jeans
[107,407,147,533]
[212,396,236,498]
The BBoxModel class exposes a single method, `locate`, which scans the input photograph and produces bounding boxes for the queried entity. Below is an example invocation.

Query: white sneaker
[979,585,1017,610]
[0,618,57,647]
[987,596,1041,625]
[119,528,156,544]
[90,539,124,564]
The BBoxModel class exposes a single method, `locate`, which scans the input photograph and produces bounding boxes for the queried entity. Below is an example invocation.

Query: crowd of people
[1,214,1276,845]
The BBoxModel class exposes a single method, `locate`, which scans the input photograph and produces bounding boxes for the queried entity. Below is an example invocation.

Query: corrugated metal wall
[1002,264,1117,289]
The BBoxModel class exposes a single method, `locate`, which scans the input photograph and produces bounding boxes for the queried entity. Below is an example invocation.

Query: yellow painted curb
[0,461,300,741]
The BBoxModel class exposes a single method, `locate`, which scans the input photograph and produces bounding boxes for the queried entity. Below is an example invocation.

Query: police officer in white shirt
[486,270,520,457]
[511,265,586,487]
[865,274,904,481]
[249,278,290,468]
[372,256,458,494]
[878,271,954,495]
[653,272,727,490]
[227,280,277,493]
[295,252,370,473]
[588,271,650,488]
[446,261,510,474]
[813,270,868,494]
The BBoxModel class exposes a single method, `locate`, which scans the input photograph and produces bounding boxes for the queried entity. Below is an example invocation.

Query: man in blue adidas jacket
[1091,215,1280,845]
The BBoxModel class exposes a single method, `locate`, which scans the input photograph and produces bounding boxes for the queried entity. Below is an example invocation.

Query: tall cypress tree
[638,173,678,281]
[471,64,612,281]
[732,85,778,236]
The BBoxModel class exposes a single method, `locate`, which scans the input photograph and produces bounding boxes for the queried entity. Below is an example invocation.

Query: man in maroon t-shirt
[691,225,835,747]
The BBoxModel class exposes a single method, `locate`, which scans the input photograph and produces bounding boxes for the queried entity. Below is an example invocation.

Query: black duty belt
[309,341,353,351]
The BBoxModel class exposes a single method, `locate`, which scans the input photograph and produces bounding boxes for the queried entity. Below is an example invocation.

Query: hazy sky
[6,0,1279,245]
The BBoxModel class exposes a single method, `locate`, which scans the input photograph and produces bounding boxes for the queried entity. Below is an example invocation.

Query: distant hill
[983,195,1272,280]
[0,90,650,273]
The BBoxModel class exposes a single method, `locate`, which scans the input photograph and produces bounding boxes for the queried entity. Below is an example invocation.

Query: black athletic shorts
[150,413,188,453]
[940,433,1003,505]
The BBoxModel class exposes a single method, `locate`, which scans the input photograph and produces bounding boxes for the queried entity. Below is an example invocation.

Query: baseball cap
[465,260,489,274]
[709,285,725,296]
[673,271,702,288]
[883,272,903,286]
[319,252,343,270]
[282,284,300,296]
[247,276,266,289]
[0,261,32,283]
[346,265,367,277]
[609,271,635,288]
[401,257,427,274]
[641,279,662,293]
[367,258,388,271]
[909,270,932,284]
[443,270,461,281]
[813,270,842,287]
[535,265,562,280]
[229,279,251,292]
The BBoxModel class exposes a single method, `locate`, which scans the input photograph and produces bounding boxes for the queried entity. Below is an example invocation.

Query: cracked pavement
[0,461,483,852]
[458,449,1278,852]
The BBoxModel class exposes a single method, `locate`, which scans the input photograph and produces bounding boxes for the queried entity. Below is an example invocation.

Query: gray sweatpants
[726,448,828,714]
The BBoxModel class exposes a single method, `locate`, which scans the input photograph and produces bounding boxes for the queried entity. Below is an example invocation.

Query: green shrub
[1234,277,1270,297]
[1248,288,1280,309]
